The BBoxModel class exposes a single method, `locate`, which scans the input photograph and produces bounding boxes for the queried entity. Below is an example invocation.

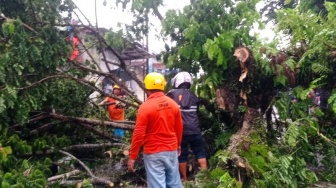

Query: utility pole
[144,12,149,102]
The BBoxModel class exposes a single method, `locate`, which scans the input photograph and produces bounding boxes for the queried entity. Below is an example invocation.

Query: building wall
[78,30,164,102]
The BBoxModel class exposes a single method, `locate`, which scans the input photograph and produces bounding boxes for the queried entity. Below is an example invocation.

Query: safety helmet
[171,72,193,88]
[144,72,165,91]
[113,85,121,90]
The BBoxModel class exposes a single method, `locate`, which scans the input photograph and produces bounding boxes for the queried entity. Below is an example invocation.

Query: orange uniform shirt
[106,97,124,121]
[129,92,183,160]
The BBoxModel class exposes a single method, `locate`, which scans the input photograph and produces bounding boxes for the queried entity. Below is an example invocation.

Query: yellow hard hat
[144,72,165,91]
[113,85,121,90]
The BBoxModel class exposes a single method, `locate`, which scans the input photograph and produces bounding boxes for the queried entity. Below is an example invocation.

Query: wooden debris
[104,150,113,158]
[123,149,129,156]
[234,47,250,82]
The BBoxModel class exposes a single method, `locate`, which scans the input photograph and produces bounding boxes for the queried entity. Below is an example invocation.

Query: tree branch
[29,143,126,156]
[60,15,146,90]
[58,150,114,187]
[30,121,64,134]
[15,73,140,107]
[49,113,135,130]
[0,15,39,35]
[77,38,102,71]
[71,1,114,75]
[16,75,69,90]
[71,62,142,104]
[66,74,139,107]
[11,113,50,129]
[151,2,164,21]
[81,123,119,141]
[52,21,146,91]
[62,143,126,151]
[48,180,82,186]
[48,170,81,182]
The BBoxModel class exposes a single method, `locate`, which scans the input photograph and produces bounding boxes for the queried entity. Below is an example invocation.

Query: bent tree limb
[71,62,142,105]
[30,143,126,156]
[16,73,139,107]
[70,4,145,90]
[58,150,114,187]
[49,113,135,130]
[48,170,81,182]
[82,123,115,139]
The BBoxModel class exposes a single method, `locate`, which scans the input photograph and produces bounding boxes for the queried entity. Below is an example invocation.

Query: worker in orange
[98,85,125,137]
[128,72,183,188]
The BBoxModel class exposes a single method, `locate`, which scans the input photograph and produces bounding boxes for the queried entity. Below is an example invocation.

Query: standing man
[128,72,183,188]
[98,85,125,137]
[167,71,208,182]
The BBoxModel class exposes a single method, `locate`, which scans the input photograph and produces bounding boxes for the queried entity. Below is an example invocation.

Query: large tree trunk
[227,107,260,183]
[228,108,260,153]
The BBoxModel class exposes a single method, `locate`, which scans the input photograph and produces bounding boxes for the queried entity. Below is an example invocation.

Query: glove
[115,101,126,108]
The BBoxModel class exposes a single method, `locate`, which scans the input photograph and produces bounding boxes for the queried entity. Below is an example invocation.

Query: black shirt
[166,88,201,135]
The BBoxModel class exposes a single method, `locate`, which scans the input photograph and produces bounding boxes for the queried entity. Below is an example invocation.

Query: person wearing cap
[166,71,208,182]
[98,85,125,137]
[128,72,183,188]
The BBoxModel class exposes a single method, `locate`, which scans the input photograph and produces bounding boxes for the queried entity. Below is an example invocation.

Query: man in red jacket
[128,72,183,188]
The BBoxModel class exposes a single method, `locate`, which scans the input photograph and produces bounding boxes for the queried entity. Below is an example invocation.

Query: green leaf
[2,146,12,155]
[274,74,287,86]
[217,52,224,65]
[284,0,292,5]
[284,58,296,71]
[0,97,6,113]
[1,181,11,188]
[22,160,30,169]
[283,123,300,147]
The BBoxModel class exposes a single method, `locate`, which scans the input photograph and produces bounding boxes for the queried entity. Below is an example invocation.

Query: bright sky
[73,0,190,53]
[73,0,275,53]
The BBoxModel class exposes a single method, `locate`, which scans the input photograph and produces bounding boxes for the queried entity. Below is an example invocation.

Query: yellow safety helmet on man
[144,72,166,91]
[113,85,121,90]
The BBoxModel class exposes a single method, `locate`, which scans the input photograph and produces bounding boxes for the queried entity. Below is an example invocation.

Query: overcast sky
[72,0,190,53]
[72,0,274,53]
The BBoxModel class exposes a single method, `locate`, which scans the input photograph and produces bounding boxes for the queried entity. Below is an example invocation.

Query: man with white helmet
[167,71,208,182]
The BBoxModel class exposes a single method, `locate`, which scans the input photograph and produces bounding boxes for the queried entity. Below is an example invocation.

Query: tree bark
[227,107,260,182]
[48,170,81,182]
[215,87,237,111]
[228,108,260,154]
[49,113,135,130]
[58,150,115,187]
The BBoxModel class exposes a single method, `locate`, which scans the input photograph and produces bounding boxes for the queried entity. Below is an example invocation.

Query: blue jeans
[143,151,182,188]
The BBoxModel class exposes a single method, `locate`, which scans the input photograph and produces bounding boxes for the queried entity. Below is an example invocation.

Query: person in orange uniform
[128,72,183,188]
[98,85,125,137]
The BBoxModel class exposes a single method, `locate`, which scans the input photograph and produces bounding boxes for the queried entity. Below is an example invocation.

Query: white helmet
[171,72,193,88]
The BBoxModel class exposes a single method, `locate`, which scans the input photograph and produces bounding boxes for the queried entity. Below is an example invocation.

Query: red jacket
[129,92,183,160]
